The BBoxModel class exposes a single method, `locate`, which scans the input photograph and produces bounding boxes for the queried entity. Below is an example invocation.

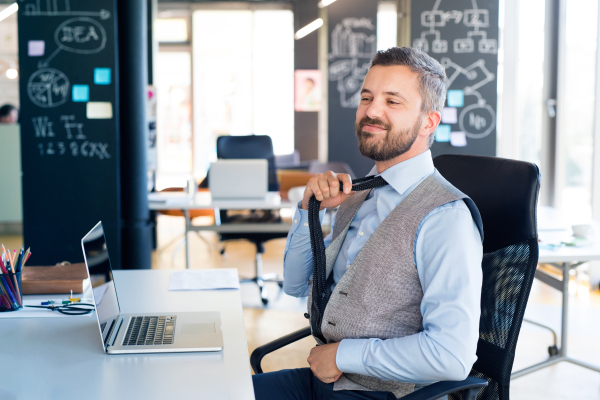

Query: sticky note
[72,85,90,102]
[94,68,111,85]
[87,102,113,119]
[441,107,458,124]
[28,40,45,56]
[447,90,464,107]
[435,125,451,142]
[450,131,467,147]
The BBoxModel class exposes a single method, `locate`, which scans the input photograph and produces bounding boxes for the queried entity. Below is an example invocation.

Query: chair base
[240,273,284,305]
[511,355,600,379]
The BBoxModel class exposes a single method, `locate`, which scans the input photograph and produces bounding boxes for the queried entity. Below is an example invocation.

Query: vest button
[328,321,336,326]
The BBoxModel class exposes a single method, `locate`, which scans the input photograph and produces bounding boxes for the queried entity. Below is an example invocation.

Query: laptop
[209,159,268,199]
[81,221,224,354]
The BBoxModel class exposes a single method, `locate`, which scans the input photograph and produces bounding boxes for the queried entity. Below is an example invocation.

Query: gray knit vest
[307,170,483,399]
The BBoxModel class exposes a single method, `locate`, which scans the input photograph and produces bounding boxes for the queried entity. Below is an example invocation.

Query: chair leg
[239,245,284,305]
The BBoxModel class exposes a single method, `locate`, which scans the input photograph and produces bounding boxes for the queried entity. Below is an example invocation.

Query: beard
[355,115,423,162]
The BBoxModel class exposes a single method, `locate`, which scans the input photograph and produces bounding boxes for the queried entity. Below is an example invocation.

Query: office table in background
[511,207,600,378]
[149,191,295,269]
[0,270,255,400]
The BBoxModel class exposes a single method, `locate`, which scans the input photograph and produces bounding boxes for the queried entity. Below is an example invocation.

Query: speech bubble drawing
[54,17,107,55]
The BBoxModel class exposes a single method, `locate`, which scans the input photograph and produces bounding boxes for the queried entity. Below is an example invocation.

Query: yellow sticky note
[86,102,113,119]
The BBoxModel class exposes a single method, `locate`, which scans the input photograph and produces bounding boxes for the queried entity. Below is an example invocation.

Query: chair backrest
[433,155,540,400]
[216,135,279,191]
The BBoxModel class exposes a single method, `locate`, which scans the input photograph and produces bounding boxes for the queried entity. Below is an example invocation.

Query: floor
[4,214,600,399]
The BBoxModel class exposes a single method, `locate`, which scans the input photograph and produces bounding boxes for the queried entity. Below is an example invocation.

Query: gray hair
[370,47,447,114]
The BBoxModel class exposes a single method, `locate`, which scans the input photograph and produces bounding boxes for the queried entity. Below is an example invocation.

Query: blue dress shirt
[282,150,483,384]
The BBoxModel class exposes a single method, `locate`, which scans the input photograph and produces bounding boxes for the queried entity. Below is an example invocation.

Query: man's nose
[365,98,385,120]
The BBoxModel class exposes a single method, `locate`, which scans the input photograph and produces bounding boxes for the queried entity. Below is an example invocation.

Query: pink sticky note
[28,40,45,57]
[450,131,467,147]
[441,107,458,124]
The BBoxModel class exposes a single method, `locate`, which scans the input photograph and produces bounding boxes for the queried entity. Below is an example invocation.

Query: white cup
[572,224,593,238]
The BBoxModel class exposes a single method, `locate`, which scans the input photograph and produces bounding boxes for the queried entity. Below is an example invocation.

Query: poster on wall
[294,70,321,112]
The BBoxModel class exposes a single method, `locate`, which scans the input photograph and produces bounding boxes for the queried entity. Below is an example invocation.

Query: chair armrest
[250,326,312,374]
[399,377,488,400]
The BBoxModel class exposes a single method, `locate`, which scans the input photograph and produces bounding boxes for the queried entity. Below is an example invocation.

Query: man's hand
[307,342,343,383]
[301,171,354,210]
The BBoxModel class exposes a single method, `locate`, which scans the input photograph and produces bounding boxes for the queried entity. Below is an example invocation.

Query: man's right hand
[301,171,354,210]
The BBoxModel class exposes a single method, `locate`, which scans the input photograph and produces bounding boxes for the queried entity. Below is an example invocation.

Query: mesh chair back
[216,135,279,191]
[434,155,540,400]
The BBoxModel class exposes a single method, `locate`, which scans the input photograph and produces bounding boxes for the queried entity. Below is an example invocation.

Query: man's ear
[419,111,442,138]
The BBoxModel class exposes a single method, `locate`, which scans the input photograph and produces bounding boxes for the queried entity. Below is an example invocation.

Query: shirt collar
[366,150,435,195]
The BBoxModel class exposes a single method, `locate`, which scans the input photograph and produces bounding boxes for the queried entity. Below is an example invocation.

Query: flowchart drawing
[413,0,497,55]
[23,0,111,20]
[27,68,70,108]
[440,57,496,138]
[329,18,376,108]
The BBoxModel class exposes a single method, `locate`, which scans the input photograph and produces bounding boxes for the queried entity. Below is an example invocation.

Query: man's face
[355,65,424,162]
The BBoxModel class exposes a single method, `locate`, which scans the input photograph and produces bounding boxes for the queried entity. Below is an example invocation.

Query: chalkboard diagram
[23,0,111,20]
[329,18,376,108]
[442,57,496,138]
[413,0,497,55]
[39,17,107,68]
[27,68,70,108]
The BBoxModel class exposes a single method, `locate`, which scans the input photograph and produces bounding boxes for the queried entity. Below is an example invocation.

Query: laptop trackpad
[182,323,215,335]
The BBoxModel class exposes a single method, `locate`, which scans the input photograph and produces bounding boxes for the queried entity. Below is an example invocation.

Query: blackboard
[17,0,121,268]
[411,0,498,157]
[327,0,378,178]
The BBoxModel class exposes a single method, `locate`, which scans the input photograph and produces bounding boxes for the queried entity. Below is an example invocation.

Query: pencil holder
[0,272,22,312]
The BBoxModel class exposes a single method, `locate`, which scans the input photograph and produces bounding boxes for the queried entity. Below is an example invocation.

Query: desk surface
[149,191,295,210]
[0,270,255,400]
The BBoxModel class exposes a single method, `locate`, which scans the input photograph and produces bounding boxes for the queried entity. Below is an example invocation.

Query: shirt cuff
[290,201,326,235]
[336,339,371,375]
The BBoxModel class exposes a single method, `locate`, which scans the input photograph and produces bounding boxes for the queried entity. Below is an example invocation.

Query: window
[377,1,397,51]
[192,9,294,179]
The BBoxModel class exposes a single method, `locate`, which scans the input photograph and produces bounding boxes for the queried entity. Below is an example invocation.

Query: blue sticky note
[94,68,111,85]
[435,125,451,142]
[447,90,464,107]
[72,85,89,102]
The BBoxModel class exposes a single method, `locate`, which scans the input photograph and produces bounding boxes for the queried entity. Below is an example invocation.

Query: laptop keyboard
[123,316,176,345]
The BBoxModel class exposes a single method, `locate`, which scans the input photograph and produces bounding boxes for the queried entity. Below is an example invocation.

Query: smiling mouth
[362,124,387,133]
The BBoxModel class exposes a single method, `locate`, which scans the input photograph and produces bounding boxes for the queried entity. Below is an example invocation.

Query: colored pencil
[0,276,18,309]
[0,284,12,310]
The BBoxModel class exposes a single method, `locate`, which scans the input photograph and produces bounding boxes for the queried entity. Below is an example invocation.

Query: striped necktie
[308,175,389,343]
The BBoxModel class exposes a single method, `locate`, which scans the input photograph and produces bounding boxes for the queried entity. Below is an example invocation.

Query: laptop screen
[81,221,121,349]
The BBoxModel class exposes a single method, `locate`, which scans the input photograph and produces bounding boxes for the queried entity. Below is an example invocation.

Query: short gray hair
[370,47,447,114]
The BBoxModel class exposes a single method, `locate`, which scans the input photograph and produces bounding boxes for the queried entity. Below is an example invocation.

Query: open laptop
[209,159,268,199]
[81,221,224,354]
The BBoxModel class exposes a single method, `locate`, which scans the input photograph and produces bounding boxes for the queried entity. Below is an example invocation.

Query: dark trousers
[252,368,396,400]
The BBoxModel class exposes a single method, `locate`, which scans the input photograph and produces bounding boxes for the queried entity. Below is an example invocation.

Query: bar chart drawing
[27,68,70,108]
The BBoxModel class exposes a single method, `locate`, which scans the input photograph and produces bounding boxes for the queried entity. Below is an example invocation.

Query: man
[0,104,18,124]
[253,47,483,400]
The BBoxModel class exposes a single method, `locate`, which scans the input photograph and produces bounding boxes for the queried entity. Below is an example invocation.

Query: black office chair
[203,135,287,305]
[251,155,541,400]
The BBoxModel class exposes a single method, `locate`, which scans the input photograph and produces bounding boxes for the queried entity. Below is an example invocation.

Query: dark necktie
[308,175,389,343]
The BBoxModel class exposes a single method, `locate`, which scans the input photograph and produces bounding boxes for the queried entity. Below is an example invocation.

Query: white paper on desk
[0,298,93,318]
[169,269,240,291]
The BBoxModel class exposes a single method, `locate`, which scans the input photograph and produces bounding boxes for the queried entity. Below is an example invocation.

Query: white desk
[0,270,255,400]
[149,192,295,269]
[511,207,600,378]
